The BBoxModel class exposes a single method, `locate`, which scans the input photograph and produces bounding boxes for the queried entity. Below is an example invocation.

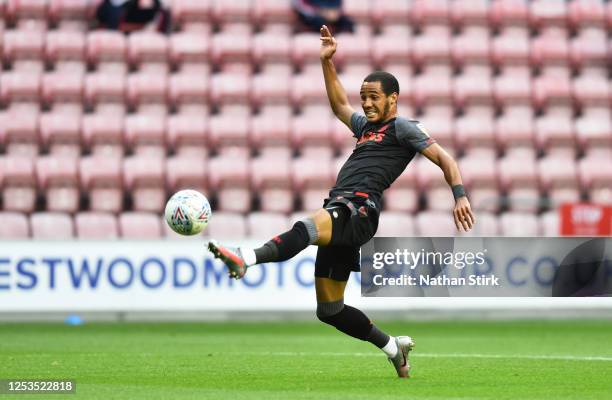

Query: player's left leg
[314,275,414,378]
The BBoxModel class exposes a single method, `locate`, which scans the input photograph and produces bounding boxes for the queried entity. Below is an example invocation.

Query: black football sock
[318,304,390,348]
[254,221,311,264]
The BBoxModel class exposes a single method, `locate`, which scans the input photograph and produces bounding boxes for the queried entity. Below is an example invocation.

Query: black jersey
[329,112,436,205]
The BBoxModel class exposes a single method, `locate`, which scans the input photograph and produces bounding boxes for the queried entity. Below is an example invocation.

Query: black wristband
[452,184,467,200]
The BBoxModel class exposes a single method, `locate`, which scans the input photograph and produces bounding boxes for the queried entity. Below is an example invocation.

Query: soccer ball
[164,190,212,236]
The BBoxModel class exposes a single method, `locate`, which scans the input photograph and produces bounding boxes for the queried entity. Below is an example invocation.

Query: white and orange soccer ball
[164,190,212,235]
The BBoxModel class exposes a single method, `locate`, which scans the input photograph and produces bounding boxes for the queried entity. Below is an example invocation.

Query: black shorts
[314,194,379,282]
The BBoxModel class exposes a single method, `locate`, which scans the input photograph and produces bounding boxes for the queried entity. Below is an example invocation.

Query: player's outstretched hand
[320,25,337,60]
[453,197,475,232]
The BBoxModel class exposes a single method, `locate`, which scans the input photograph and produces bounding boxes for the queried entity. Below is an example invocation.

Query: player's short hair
[363,71,400,96]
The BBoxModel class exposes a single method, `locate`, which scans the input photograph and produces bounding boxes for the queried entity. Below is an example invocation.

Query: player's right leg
[208,208,332,279]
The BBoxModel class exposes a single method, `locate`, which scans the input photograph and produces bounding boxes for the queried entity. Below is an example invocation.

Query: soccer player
[208,25,475,378]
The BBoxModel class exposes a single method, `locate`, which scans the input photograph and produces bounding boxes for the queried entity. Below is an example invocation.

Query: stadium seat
[291,71,328,108]
[291,33,321,70]
[538,156,580,208]
[250,156,292,213]
[42,70,84,109]
[0,70,42,105]
[208,112,250,157]
[253,0,294,26]
[208,156,251,213]
[578,156,612,205]
[530,0,568,29]
[171,0,212,25]
[375,212,416,237]
[0,157,36,213]
[416,211,457,236]
[36,156,79,212]
[210,72,251,106]
[87,31,127,70]
[45,29,86,70]
[80,156,123,213]
[416,156,454,211]
[532,75,573,111]
[39,110,81,157]
[494,72,532,107]
[0,106,40,156]
[75,212,119,239]
[459,156,500,213]
[247,212,290,239]
[211,31,252,69]
[81,112,124,157]
[498,155,541,212]
[85,71,126,110]
[491,30,530,68]
[535,108,576,156]
[127,71,169,113]
[334,33,372,70]
[454,108,496,156]
[372,0,411,26]
[530,29,571,75]
[454,74,494,109]
[568,0,607,29]
[30,212,74,239]
[418,106,454,150]
[384,167,418,213]
[170,31,210,69]
[166,155,207,197]
[412,27,452,72]
[490,0,529,28]
[372,31,411,68]
[205,212,246,239]
[128,31,169,72]
[575,107,612,156]
[452,28,490,72]
[6,0,47,21]
[411,0,450,27]
[292,157,334,211]
[252,31,290,67]
[2,28,45,69]
[459,212,500,237]
[451,0,489,28]
[412,73,453,108]
[539,210,560,237]
[292,113,334,158]
[500,212,540,236]
[572,74,610,108]
[167,113,208,157]
[48,0,89,27]
[119,212,163,239]
[251,72,290,108]
[495,106,536,156]
[124,113,166,157]
[169,71,209,110]
[123,156,166,212]
[0,212,30,238]
[212,0,251,25]
[250,108,291,157]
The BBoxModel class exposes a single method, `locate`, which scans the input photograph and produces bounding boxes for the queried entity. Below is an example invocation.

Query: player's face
[360,81,394,123]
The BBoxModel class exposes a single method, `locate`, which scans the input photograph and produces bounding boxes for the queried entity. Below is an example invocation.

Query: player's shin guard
[254,220,317,264]
[316,299,390,348]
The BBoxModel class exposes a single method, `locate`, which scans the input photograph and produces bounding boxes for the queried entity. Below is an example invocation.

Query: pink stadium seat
[375,212,415,237]
[412,27,452,71]
[247,212,290,239]
[30,212,74,239]
[500,212,540,236]
[579,156,612,205]
[208,112,250,156]
[418,106,454,150]
[291,71,328,108]
[210,72,251,106]
[171,0,212,25]
[291,33,321,70]
[36,156,79,212]
[119,212,163,238]
[416,211,457,236]
[530,0,568,29]
[384,167,418,213]
[342,0,371,26]
[454,109,496,156]
[411,0,450,27]
[0,157,36,212]
[460,212,500,237]
[250,109,291,157]
[454,74,494,108]
[166,155,207,196]
[42,70,84,107]
[123,156,166,212]
[6,0,47,21]
[535,109,576,155]
[39,110,81,157]
[540,210,560,237]
[81,112,124,157]
[571,30,609,71]
[412,73,452,107]
[208,156,251,213]
[572,74,610,108]
[494,72,531,107]
[530,30,570,72]
[372,0,410,26]
[75,212,119,239]
[170,32,210,68]
[0,70,41,104]
[416,157,454,211]
[334,33,372,70]
[253,0,294,25]
[48,0,89,25]
[85,71,126,109]
[575,107,612,156]
[452,28,491,71]
[212,0,251,24]
[332,118,356,154]
[292,112,333,157]
[251,156,293,213]
[499,155,540,212]
[459,156,500,213]
[80,156,123,213]
[124,113,166,157]
[569,0,607,29]
[372,31,411,68]
[532,75,573,111]
[252,33,291,73]
[0,212,30,238]
[127,71,168,111]
[492,31,530,67]
[538,156,580,207]
[1,108,40,156]
[495,106,535,155]
[490,0,529,28]
[251,72,290,107]
[206,212,246,239]
[167,113,208,157]
[211,31,252,68]
[292,157,334,211]
[2,28,45,66]
[128,31,169,71]
[45,30,86,68]
[451,0,489,27]
[87,30,127,66]
[169,72,209,110]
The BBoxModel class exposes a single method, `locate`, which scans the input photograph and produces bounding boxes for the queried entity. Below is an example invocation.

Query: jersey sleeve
[350,112,368,139]
[395,118,436,152]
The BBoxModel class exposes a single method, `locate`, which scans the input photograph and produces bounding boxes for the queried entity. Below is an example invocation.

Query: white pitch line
[239,351,612,362]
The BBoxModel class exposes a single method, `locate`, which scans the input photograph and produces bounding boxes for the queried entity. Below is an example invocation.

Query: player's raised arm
[320,25,355,128]
[421,143,475,232]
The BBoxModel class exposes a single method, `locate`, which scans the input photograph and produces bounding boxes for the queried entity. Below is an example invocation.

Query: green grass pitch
[1,320,611,399]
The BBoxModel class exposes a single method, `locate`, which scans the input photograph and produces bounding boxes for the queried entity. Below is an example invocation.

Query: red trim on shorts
[355,192,369,198]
